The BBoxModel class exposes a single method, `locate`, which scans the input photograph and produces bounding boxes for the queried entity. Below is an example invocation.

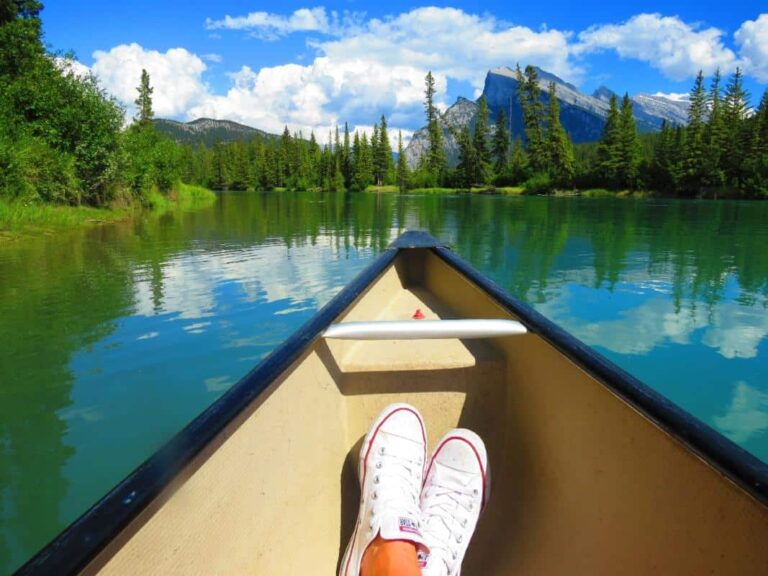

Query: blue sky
[43,1,768,141]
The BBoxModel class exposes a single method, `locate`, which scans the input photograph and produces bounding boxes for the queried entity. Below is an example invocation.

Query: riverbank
[0,183,216,240]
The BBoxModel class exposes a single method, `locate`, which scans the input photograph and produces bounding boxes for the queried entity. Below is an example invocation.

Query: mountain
[154,118,276,146]
[405,66,690,168]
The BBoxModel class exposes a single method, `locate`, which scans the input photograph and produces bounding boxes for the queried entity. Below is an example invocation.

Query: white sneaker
[420,429,490,576]
[339,403,428,576]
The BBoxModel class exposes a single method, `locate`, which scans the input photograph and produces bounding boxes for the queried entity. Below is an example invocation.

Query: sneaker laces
[422,475,479,572]
[368,438,423,530]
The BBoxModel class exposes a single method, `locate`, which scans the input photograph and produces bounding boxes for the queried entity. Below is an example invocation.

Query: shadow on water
[1,191,768,572]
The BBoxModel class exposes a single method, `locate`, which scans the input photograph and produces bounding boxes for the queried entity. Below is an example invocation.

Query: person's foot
[420,429,489,576]
[339,403,428,576]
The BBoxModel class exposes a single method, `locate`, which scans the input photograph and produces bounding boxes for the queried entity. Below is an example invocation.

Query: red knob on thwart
[412,309,425,320]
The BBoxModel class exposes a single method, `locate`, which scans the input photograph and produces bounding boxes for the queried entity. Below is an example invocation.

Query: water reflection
[0,192,767,572]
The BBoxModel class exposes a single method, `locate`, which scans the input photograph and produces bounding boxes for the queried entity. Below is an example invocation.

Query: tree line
[2,1,767,204]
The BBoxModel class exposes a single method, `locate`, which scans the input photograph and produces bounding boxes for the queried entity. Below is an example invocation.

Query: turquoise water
[1,191,767,572]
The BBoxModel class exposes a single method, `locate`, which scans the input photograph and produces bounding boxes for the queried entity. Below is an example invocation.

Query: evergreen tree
[723,68,750,186]
[704,69,726,189]
[396,130,409,192]
[134,69,154,128]
[473,96,492,183]
[546,81,574,186]
[618,93,641,189]
[596,94,622,187]
[375,115,394,185]
[493,108,510,172]
[516,64,548,172]
[681,70,708,195]
[508,138,529,184]
[456,126,478,188]
[424,71,446,182]
[342,122,352,188]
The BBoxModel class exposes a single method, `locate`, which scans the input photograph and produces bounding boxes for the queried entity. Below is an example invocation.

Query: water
[1,191,767,572]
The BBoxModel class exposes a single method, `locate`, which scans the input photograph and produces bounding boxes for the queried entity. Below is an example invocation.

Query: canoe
[18,231,768,575]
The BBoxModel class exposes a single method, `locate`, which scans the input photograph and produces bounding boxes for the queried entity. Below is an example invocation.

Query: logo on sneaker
[417,550,429,568]
[398,516,421,536]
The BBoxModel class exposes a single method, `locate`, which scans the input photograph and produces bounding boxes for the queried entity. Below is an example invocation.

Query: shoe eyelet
[379,446,385,455]
[461,519,468,527]
[473,488,479,496]
[374,476,380,484]
[456,535,463,543]
[376,461,382,469]
[372,491,378,500]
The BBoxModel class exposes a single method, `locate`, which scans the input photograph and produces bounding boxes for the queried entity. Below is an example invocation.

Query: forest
[177,66,768,198]
[2,0,768,208]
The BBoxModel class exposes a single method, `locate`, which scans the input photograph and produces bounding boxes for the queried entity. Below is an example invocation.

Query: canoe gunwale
[15,230,768,575]
[434,245,768,508]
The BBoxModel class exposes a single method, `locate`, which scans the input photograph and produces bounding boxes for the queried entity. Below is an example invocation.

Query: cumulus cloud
[576,13,737,80]
[205,7,331,40]
[714,382,768,444]
[735,14,768,82]
[91,43,208,118]
[191,7,578,140]
[652,92,690,102]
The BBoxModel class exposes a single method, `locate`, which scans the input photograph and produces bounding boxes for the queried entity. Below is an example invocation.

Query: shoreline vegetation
[0,183,216,239]
[2,3,768,245]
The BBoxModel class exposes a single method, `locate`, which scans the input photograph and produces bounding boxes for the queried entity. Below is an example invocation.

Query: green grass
[408,187,462,194]
[365,185,400,193]
[0,182,216,240]
[0,200,129,238]
[145,183,217,213]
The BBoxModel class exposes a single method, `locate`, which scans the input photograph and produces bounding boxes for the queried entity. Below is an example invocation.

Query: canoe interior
[84,248,768,575]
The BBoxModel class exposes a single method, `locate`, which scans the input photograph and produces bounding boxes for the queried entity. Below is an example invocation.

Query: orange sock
[360,535,422,576]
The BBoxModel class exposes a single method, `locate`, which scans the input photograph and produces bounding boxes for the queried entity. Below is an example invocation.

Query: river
[1,191,767,572]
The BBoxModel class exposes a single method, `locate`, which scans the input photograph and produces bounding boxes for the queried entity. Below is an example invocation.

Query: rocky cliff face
[405,66,690,168]
[404,97,479,168]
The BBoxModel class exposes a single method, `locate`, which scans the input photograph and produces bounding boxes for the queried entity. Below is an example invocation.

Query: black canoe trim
[433,245,768,508]
[16,231,768,575]
[15,247,399,576]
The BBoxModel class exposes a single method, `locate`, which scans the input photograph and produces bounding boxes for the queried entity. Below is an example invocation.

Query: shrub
[522,172,554,194]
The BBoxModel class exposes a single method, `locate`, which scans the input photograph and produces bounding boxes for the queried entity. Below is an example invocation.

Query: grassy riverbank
[0,183,216,240]
[366,185,526,195]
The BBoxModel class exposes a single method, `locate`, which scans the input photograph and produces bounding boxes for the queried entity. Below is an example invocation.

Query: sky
[42,1,768,143]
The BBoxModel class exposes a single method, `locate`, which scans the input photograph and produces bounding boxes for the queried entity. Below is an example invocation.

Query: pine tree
[682,71,708,195]
[597,94,622,187]
[473,96,492,183]
[456,126,478,188]
[370,124,380,184]
[508,138,529,184]
[704,69,726,189]
[396,130,409,192]
[546,82,574,186]
[618,93,641,189]
[342,122,352,188]
[424,71,446,182]
[516,64,548,172]
[493,109,511,173]
[723,68,750,187]
[373,115,393,186]
[134,69,154,128]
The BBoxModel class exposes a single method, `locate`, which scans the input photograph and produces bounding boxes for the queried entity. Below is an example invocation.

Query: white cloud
[54,56,91,79]
[576,13,737,80]
[735,14,768,82]
[191,7,578,140]
[205,7,330,40]
[202,53,223,64]
[91,43,208,118]
[714,382,768,444]
[652,92,690,102]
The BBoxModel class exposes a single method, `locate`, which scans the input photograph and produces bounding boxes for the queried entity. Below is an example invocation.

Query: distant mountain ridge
[404,66,690,168]
[154,118,277,146]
